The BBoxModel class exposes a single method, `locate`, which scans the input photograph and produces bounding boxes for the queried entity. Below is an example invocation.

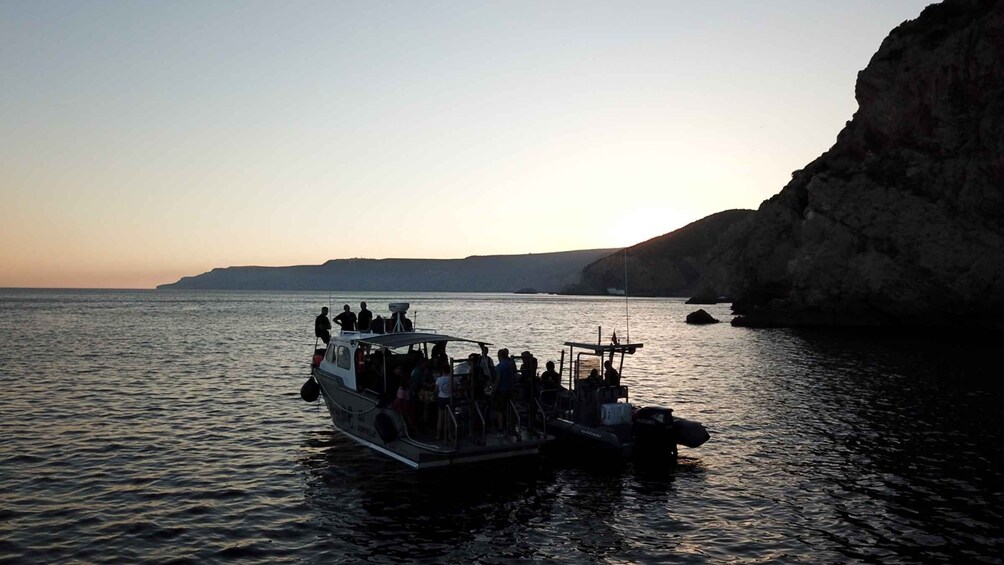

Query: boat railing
[533,397,548,437]
[505,400,521,440]
[473,401,487,445]
[446,407,460,449]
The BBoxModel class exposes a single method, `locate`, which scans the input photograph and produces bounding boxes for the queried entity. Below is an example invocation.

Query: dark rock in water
[686,309,720,325]
[514,288,538,294]
[707,0,1004,329]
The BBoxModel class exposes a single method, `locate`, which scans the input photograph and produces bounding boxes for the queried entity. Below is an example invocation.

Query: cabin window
[336,346,352,370]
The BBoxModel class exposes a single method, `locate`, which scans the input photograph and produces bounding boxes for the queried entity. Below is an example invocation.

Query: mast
[624,248,630,343]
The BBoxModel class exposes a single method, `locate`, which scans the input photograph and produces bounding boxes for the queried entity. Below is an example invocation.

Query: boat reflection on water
[296,425,706,563]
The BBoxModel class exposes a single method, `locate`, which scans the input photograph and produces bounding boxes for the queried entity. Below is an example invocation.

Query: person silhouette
[314,306,332,344]
[334,304,357,332]
[357,301,372,332]
[603,360,620,387]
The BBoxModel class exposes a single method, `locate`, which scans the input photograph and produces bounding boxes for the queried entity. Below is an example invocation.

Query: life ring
[374,412,398,444]
[300,377,320,402]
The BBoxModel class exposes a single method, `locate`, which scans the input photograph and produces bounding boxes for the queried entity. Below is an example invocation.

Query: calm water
[1,289,1001,564]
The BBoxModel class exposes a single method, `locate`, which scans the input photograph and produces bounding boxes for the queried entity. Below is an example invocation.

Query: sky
[1,0,936,289]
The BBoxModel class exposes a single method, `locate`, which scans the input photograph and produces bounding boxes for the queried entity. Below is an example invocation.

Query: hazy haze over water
[1,290,1001,563]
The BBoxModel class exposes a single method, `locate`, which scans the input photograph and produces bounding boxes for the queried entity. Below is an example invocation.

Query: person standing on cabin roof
[357,302,372,332]
[315,307,332,344]
[334,304,356,332]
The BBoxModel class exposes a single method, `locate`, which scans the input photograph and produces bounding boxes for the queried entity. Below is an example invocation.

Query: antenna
[624,248,630,343]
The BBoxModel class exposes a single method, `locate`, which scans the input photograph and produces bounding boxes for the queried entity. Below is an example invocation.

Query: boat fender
[312,348,326,368]
[374,413,398,444]
[672,417,710,448]
[300,376,320,402]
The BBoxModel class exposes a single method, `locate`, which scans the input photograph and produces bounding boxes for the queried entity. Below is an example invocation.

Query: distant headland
[157,249,619,293]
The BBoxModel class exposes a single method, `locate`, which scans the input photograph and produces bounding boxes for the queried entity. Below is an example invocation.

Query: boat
[538,339,710,461]
[301,303,551,469]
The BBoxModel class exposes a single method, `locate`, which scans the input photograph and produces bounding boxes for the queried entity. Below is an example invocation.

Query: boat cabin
[318,331,485,395]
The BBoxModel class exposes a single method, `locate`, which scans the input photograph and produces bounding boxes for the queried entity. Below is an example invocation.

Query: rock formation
[686,309,720,325]
[571,209,753,296]
[710,0,1004,328]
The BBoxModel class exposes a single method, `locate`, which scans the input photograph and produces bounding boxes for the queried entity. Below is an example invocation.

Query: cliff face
[717,0,1004,328]
[575,209,754,296]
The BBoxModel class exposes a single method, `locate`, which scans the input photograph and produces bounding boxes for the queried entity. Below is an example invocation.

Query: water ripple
[1,290,1002,563]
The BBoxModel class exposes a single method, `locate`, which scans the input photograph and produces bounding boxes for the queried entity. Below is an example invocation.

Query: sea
[0,289,1001,564]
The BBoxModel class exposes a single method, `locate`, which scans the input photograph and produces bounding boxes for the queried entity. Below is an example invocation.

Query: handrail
[533,397,548,437]
[447,408,459,449]
[473,401,487,445]
[506,400,521,440]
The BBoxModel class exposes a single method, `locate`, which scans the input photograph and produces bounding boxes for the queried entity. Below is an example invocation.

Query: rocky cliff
[572,209,754,296]
[713,0,1004,328]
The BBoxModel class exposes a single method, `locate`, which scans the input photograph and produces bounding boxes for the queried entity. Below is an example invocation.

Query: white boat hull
[314,368,546,469]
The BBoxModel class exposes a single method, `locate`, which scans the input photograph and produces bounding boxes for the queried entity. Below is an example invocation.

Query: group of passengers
[584,360,621,388]
[383,354,458,440]
[315,302,413,345]
[314,303,371,344]
[377,343,572,439]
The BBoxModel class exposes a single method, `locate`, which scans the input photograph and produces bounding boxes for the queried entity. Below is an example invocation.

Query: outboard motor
[633,407,676,457]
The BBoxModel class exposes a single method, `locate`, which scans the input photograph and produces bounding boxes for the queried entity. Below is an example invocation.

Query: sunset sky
[1,0,934,289]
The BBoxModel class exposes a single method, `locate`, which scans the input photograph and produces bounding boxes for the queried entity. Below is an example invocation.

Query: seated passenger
[540,361,561,390]
[603,360,620,388]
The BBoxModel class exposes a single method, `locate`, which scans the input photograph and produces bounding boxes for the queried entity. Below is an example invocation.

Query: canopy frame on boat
[562,342,643,354]
[355,332,489,350]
